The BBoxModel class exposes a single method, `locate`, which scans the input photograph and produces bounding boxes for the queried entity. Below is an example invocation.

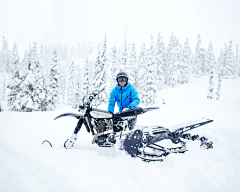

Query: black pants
[113,116,137,132]
[128,116,137,130]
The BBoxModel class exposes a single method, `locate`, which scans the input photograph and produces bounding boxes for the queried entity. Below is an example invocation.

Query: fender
[54,113,81,120]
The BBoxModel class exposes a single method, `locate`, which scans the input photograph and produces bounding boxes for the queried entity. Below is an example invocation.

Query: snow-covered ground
[1,77,240,192]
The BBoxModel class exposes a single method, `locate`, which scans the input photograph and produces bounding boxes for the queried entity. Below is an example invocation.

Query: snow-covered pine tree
[109,46,118,92]
[7,43,24,111]
[39,45,51,85]
[155,32,165,90]
[0,50,5,101]
[128,43,137,87]
[73,65,82,108]
[31,42,46,111]
[165,34,174,85]
[0,100,2,112]
[165,33,179,87]
[235,44,240,77]
[1,36,10,99]
[137,42,147,96]
[206,42,215,99]
[83,57,90,97]
[0,47,2,70]
[220,44,227,76]
[175,37,186,85]
[142,35,158,105]
[47,49,60,110]
[181,38,191,83]
[0,49,2,106]
[216,49,223,100]
[92,35,108,105]
[0,63,3,101]
[19,43,46,111]
[193,35,200,77]
[67,61,75,105]
[16,45,36,111]
[1,36,11,74]
[14,50,29,111]
[222,40,236,79]
[193,35,206,77]
[87,43,97,94]
[177,47,185,84]
[119,29,128,71]
[58,64,66,103]
[201,48,207,75]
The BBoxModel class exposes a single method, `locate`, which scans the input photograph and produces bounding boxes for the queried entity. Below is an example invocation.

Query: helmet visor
[117,77,128,83]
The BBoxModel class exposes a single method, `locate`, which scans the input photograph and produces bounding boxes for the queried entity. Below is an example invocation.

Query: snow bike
[51,92,213,162]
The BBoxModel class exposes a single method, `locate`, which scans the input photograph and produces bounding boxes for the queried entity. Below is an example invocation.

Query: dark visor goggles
[117,76,128,83]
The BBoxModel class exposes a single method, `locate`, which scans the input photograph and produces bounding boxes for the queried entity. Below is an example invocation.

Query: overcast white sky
[1,0,240,57]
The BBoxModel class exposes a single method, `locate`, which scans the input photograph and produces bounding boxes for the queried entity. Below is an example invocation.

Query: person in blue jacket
[108,71,140,130]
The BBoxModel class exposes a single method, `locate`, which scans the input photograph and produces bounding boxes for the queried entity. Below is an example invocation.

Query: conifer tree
[31,42,46,111]
[109,46,118,92]
[7,43,23,110]
[177,48,185,84]
[0,45,2,70]
[92,34,108,104]
[39,45,51,84]
[216,72,222,101]
[165,33,179,87]
[137,42,147,95]
[207,42,215,99]
[175,37,185,85]
[19,43,46,111]
[235,44,240,77]
[193,35,206,77]
[67,61,75,105]
[87,44,96,93]
[216,49,223,100]
[15,50,29,111]
[155,32,165,89]
[165,34,174,85]
[193,35,200,76]
[181,38,191,83]
[222,40,236,79]
[1,36,10,99]
[15,45,35,111]
[83,57,90,96]
[47,49,60,110]
[0,67,3,101]
[120,29,128,70]
[141,36,158,105]
[128,43,137,87]
[0,100,2,112]
[58,64,66,103]
[1,36,11,74]
[73,65,82,108]
[220,44,227,76]
[0,51,2,105]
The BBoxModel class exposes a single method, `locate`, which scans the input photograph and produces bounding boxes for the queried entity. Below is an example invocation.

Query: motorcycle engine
[93,119,113,133]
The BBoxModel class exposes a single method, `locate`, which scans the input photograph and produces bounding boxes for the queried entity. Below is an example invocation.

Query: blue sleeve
[128,86,140,109]
[108,88,116,113]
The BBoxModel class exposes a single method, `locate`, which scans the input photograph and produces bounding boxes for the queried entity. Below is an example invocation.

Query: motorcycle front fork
[73,116,84,134]
[65,117,84,149]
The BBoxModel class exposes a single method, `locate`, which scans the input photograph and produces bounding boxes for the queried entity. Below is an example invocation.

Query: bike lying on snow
[43,92,214,162]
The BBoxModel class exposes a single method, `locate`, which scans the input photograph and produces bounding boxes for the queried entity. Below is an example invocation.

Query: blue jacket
[108,83,140,113]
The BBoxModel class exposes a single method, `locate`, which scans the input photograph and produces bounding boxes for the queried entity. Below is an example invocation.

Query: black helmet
[116,71,128,81]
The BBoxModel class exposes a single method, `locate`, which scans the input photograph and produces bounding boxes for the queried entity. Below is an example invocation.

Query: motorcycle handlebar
[79,92,99,110]
[89,96,94,101]
[89,92,98,99]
